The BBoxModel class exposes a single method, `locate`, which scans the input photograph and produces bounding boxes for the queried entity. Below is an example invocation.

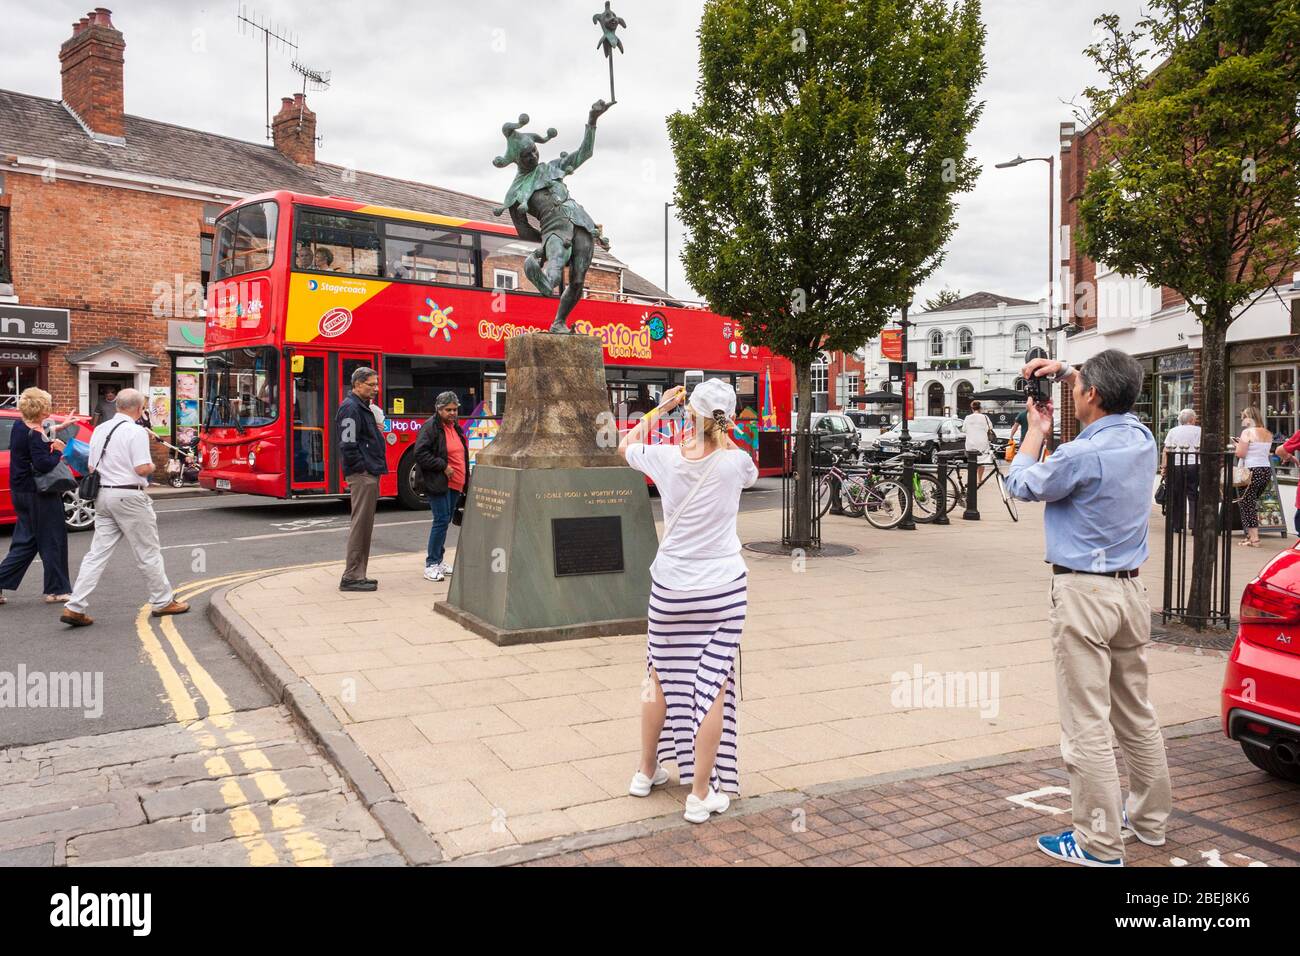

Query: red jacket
[1283,429,1300,504]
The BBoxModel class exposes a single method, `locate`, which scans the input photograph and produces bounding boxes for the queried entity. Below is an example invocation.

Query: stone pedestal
[436,333,658,645]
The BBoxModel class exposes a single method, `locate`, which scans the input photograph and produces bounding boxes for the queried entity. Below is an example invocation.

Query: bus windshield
[204,347,280,428]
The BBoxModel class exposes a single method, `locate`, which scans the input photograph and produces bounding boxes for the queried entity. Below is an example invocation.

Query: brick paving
[522,731,1300,867]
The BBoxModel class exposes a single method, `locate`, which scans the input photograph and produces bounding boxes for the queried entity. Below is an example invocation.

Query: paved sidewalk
[522,728,1300,867]
[0,706,397,866]
[220,500,1288,860]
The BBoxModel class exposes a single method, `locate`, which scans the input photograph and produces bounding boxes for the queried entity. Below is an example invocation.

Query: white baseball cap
[688,378,737,420]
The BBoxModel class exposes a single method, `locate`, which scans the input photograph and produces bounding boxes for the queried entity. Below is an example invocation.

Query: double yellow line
[135,562,339,866]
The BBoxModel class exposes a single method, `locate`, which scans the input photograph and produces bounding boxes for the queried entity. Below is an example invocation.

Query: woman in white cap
[618,377,758,823]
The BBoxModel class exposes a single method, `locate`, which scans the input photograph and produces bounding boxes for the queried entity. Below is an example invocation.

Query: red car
[1223,546,1300,783]
[0,408,97,532]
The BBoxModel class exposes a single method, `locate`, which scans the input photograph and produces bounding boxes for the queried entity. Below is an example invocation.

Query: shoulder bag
[77,421,127,503]
[662,450,726,540]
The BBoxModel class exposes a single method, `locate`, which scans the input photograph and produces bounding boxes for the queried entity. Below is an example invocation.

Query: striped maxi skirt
[646,573,747,795]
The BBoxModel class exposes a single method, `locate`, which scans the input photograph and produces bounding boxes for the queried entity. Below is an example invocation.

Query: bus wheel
[396,450,427,511]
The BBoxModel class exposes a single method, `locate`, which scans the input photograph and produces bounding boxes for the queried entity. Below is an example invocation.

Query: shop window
[479,234,543,293]
[1234,365,1298,475]
[383,355,481,418]
[213,201,279,280]
[293,209,380,277]
[383,221,474,285]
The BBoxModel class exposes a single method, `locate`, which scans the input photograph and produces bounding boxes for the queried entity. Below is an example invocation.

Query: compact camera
[1021,376,1049,405]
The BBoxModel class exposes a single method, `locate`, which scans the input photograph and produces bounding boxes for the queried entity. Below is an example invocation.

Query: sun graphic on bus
[641,311,673,345]
[418,299,458,342]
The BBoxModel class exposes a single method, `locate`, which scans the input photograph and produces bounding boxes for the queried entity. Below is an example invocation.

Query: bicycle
[948,441,1019,522]
[813,451,911,530]
[872,453,959,524]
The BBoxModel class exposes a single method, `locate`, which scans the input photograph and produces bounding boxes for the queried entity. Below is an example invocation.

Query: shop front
[0,304,70,407]
[164,320,207,454]
[1131,349,1196,447]
[1229,336,1300,481]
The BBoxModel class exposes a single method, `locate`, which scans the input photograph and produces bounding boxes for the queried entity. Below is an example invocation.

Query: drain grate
[1150,614,1236,652]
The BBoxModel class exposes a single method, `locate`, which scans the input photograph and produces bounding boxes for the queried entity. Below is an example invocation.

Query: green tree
[668,0,986,545]
[1078,0,1300,626]
[924,287,963,311]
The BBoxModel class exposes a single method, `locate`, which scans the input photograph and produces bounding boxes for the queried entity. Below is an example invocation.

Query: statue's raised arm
[560,100,613,176]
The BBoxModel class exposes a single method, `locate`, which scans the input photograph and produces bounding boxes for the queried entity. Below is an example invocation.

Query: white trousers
[67,489,174,613]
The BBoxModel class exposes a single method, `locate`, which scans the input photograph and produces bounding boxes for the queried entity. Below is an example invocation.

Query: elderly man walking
[1005,349,1171,867]
[337,366,387,592]
[61,389,188,627]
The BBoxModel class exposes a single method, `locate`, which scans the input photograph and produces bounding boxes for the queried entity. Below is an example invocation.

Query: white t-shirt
[1163,423,1202,461]
[963,413,992,451]
[625,444,759,591]
[89,414,153,488]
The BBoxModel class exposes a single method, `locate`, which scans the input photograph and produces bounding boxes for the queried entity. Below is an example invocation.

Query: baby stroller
[159,437,202,488]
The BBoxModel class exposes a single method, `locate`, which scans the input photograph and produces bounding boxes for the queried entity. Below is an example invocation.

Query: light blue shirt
[1005,413,1156,573]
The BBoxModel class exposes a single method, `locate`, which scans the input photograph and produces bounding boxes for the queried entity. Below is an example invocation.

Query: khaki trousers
[343,473,380,582]
[1048,573,1172,861]
[67,489,174,613]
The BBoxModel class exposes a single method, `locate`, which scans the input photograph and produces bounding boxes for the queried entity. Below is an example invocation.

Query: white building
[855,292,1049,421]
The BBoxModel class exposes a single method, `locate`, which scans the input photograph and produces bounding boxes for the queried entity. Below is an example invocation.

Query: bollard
[898,452,917,531]
[934,454,950,526]
[963,450,980,520]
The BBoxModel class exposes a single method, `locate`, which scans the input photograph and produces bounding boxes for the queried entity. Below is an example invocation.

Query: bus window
[384,222,474,285]
[383,355,481,417]
[478,234,543,293]
[734,373,758,413]
[484,369,507,418]
[214,201,279,280]
[295,209,380,277]
[203,347,280,427]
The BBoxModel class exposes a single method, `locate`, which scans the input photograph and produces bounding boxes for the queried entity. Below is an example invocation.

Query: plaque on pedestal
[436,333,658,645]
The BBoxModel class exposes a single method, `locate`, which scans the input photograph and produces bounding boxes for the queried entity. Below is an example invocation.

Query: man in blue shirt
[1006,349,1171,867]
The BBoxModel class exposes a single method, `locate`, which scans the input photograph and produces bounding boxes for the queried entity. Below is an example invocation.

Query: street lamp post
[995,154,1061,357]
[664,201,675,294]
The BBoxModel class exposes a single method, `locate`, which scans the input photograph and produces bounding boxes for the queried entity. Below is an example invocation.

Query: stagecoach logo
[308,279,319,291]
[318,307,353,338]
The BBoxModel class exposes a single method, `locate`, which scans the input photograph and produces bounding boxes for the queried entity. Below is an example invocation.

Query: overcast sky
[4,0,1147,304]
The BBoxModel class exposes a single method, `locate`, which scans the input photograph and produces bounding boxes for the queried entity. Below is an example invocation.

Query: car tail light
[1241,580,1300,623]
[1240,580,1300,655]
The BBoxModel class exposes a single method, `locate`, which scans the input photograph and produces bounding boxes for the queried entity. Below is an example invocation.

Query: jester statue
[492,100,614,333]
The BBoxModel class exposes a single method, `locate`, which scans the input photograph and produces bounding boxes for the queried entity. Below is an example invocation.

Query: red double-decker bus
[199,191,792,508]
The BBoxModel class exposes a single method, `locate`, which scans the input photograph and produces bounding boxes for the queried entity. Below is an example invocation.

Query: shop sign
[166,320,206,351]
[1156,351,1194,374]
[0,347,40,365]
[0,305,71,345]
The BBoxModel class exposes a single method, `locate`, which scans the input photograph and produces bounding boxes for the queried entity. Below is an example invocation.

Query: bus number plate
[216,479,231,490]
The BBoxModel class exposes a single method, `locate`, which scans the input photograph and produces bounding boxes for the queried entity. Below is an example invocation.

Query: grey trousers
[344,473,380,582]
[67,489,174,613]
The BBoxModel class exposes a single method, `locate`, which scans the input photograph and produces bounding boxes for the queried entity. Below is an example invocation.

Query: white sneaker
[439,563,454,577]
[628,765,669,797]
[423,565,445,582]
[1121,809,1166,846]
[683,787,730,824]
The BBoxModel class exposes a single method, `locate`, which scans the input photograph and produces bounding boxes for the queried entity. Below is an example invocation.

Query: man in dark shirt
[336,367,387,592]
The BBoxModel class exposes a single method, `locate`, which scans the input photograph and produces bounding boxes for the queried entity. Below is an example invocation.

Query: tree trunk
[791,359,813,549]
[1187,315,1229,629]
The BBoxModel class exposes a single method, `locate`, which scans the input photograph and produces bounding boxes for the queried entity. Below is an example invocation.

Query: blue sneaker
[1036,830,1123,867]
[1121,810,1166,847]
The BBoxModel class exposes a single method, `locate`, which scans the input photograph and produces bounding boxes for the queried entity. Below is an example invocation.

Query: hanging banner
[148,386,172,438]
[881,329,904,361]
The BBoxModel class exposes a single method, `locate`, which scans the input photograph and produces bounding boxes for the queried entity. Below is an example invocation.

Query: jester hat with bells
[492,114,558,169]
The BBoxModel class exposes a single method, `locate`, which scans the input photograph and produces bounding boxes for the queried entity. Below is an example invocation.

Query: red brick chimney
[272,94,317,166]
[59,8,126,140]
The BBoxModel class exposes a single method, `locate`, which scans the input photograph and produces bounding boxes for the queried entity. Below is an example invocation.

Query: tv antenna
[236,4,298,141]
[291,60,331,143]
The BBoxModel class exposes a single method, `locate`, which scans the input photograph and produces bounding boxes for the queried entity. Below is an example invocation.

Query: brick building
[1058,117,1300,460]
[0,9,667,466]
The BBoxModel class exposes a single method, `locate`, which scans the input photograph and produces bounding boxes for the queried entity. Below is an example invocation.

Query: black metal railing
[1161,449,1233,629]
[782,430,821,550]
